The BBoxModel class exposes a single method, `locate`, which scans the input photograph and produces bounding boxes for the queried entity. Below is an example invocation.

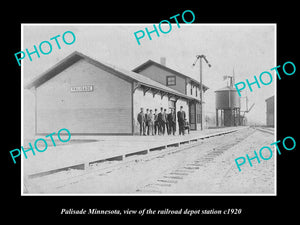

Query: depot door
[168,100,176,115]
[189,102,196,130]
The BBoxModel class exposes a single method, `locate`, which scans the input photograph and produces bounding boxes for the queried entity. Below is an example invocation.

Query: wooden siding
[136,64,186,94]
[36,59,133,134]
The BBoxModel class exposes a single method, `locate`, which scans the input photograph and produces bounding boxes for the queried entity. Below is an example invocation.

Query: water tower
[215,75,241,127]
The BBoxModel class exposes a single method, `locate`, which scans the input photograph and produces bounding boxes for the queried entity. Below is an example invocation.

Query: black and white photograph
[4,4,298,221]
[21,24,276,195]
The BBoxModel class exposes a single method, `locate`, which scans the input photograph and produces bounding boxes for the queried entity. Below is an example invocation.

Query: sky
[23,23,276,125]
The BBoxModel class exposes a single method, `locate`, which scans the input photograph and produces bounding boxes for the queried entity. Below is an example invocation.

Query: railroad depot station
[25,51,209,135]
[23,51,275,191]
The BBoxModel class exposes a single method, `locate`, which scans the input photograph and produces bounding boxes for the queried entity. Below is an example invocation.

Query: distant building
[265,95,274,127]
[132,58,209,130]
[25,51,199,135]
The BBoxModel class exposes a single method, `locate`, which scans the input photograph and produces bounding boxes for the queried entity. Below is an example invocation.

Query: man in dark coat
[137,107,145,135]
[153,108,159,135]
[145,108,150,135]
[177,106,186,135]
[164,108,169,135]
[167,108,176,135]
[157,107,165,135]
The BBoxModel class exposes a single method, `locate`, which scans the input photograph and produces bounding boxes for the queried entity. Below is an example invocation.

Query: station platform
[23,126,248,179]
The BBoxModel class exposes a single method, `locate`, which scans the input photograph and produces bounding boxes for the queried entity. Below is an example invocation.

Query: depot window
[166,76,176,86]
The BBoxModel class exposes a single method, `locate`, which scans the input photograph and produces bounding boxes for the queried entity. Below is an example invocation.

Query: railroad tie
[157,179,178,184]
[170,172,189,176]
[152,182,172,187]
[136,185,162,193]
[174,169,192,174]
[163,175,184,180]
[183,166,199,169]
[187,163,202,166]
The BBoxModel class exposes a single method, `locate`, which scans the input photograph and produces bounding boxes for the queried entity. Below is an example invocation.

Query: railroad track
[253,126,275,135]
[136,126,275,194]
[26,127,254,194]
[135,128,256,193]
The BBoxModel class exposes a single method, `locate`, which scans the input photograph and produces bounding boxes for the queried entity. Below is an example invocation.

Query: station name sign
[70,85,94,92]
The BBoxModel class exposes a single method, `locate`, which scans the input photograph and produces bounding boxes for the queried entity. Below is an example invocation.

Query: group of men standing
[137,106,187,136]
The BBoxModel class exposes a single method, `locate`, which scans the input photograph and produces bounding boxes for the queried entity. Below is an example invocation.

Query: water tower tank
[215,86,240,109]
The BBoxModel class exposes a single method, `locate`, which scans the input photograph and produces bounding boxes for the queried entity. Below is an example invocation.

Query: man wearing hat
[137,107,146,135]
[177,106,186,135]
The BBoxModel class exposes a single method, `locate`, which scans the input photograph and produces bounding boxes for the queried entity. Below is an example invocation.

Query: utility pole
[192,55,211,130]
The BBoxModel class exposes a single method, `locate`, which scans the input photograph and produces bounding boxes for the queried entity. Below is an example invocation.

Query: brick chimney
[160,57,166,66]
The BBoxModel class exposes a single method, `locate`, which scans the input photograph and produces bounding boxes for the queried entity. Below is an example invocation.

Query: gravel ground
[27,127,275,195]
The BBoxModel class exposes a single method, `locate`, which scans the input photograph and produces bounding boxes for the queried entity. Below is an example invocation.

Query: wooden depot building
[133,58,209,131]
[25,51,208,135]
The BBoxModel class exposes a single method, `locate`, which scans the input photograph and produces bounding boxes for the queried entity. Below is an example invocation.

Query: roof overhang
[133,59,209,92]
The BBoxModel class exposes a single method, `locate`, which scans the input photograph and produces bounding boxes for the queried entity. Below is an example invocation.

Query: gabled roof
[132,59,209,92]
[25,51,199,101]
